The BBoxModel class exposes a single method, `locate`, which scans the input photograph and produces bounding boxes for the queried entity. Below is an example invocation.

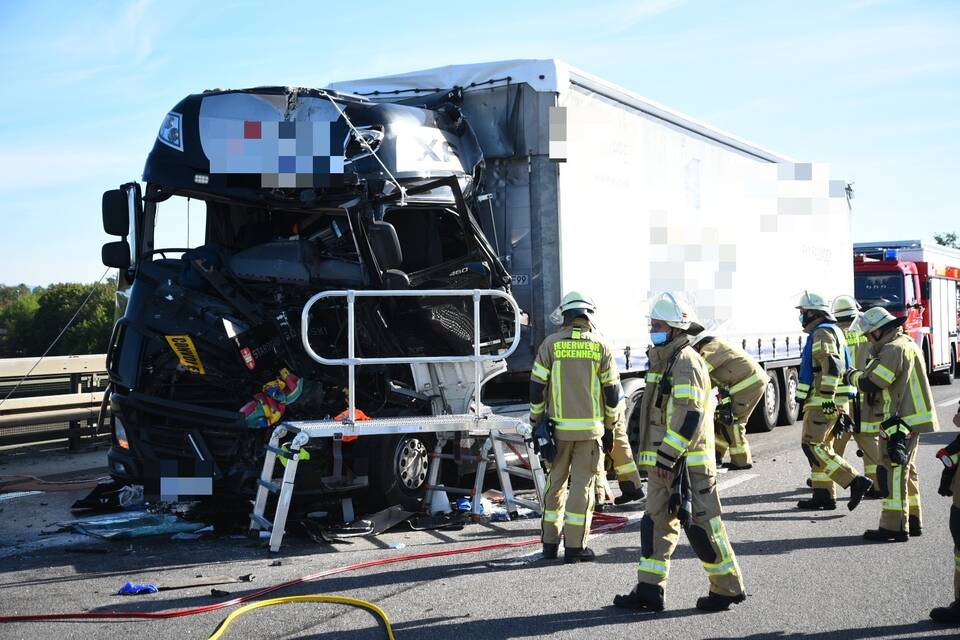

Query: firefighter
[831,295,881,498]
[692,335,768,470]
[929,401,960,624]
[845,306,939,541]
[795,291,873,511]
[530,291,622,562]
[614,293,745,613]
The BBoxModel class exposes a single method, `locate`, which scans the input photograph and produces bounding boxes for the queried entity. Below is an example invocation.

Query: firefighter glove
[938,466,956,497]
[602,428,614,454]
[715,404,734,428]
[887,431,909,467]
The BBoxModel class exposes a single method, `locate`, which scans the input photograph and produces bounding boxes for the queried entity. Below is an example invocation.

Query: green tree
[934,232,960,250]
[23,279,116,356]
[0,285,39,356]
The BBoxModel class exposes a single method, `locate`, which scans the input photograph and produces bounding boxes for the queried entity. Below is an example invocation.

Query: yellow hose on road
[208,594,394,640]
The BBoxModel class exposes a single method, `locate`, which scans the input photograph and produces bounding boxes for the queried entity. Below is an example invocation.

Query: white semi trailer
[331,58,855,434]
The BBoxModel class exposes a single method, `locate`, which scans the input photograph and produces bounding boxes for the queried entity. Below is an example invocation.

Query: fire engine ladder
[249,289,545,552]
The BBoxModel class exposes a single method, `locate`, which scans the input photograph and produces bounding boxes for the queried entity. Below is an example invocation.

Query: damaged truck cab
[102,86,516,508]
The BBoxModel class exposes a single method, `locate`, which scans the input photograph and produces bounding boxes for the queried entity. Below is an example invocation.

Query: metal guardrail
[0,354,109,447]
[300,289,522,425]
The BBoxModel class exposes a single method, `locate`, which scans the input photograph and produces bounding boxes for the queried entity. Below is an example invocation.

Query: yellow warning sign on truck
[165,335,206,375]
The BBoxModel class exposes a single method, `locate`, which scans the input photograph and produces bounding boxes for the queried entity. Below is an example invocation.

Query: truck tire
[748,371,780,433]
[370,433,435,511]
[622,377,645,454]
[942,350,956,386]
[777,367,801,425]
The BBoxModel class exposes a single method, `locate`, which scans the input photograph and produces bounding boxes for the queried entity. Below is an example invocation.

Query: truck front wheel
[370,433,434,511]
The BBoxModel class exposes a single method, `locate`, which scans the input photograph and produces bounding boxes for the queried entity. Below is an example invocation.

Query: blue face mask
[650,331,670,346]
[799,313,807,325]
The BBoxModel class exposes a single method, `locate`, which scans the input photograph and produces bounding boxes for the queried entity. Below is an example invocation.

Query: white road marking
[717,473,759,492]
[937,395,960,407]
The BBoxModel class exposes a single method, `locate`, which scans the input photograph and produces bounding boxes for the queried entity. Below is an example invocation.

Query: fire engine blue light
[883,249,898,259]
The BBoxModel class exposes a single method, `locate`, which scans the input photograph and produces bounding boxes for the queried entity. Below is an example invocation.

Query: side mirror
[102,240,131,269]
[367,221,403,271]
[102,189,130,236]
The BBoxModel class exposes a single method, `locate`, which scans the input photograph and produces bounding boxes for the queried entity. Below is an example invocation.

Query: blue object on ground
[117,581,159,595]
[456,497,472,512]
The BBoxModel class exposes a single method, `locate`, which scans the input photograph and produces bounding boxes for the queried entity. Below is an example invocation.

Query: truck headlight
[114,416,130,450]
[158,112,183,151]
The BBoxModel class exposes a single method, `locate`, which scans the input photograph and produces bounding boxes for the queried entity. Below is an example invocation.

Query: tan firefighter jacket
[529,318,622,441]
[850,327,939,435]
[636,335,715,472]
[695,336,768,406]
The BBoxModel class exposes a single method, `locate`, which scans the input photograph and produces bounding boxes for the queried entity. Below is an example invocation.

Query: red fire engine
[854,240,960,384]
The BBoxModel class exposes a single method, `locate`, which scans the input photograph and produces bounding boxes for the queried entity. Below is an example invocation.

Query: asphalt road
[2,384,960,639]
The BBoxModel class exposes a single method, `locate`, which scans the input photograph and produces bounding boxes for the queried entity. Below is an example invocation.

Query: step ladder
[248,426,311,553]
[477,428,547,515]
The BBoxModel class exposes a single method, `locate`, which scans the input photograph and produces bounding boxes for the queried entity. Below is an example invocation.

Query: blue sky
[0,0,957,285]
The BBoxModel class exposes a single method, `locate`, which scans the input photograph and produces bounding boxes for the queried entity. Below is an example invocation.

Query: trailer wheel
[777,367,800,425]
[748,373,780,433]
[370,433,434,511]
[622,378,645,454]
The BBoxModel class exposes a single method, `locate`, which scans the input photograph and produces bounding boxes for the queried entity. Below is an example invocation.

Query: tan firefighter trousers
[542,439,601,549]
[636,467,745,597]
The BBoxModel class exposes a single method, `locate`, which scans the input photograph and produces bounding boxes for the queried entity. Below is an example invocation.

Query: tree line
[0,279,117,358]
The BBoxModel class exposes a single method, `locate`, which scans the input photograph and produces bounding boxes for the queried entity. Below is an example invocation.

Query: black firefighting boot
[863,528,909,542]
[563,547,596,563]
[613,583,665,613]
[542,542,559,559]
[695,591,747,612]
[909,515,922,537]
[614,481,645,505]
[847,475,873,511]
[797,489,836,510]
[930,600,960,624]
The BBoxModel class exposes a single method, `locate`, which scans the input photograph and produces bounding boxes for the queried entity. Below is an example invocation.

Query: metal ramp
[248,289,545,552]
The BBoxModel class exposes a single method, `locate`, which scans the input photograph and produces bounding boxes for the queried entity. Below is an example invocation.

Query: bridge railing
[0,354,109,448]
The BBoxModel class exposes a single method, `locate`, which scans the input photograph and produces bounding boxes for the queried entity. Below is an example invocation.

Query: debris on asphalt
[210,589,230,597]
[116,582,159,596]
[155,574,255,591]
[71,482,143,513]
[49,511,208,540]
[0,491,44,503]
[364,505,413,535]
[170,525,215,540]
[269,560,282,567]
[408,512,467,531]
[388,542,406,549]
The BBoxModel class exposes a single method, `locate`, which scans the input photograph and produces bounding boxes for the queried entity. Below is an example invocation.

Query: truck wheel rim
[785,376,798,413]
[397,437,429,491]
[765,383,777,416]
